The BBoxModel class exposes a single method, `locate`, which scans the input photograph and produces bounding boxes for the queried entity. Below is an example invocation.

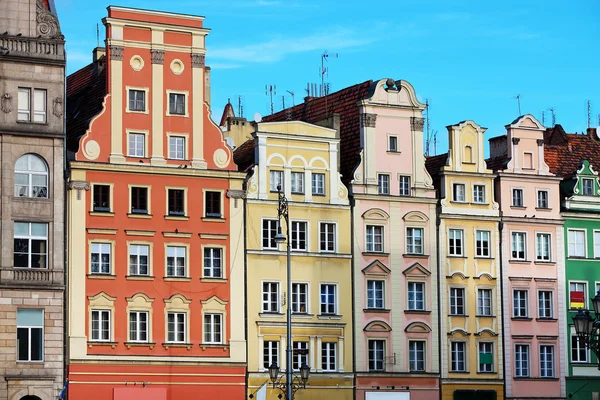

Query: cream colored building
[232,121,353,400]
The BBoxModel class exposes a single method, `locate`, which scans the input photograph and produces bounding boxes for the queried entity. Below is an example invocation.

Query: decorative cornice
[68,180,90,191]
[512,137,521,145]
[109,46,124,61]
[151,49,165,65]
[191,53,205,68]
[411,117,425,132]
[360,113,377,128]
[226,189,246,199]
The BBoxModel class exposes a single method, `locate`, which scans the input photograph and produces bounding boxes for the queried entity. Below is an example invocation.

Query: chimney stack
[587,127,600,141]
[93,47,106,63]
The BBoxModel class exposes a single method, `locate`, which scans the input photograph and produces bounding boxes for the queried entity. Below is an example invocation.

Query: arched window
[14,154,48,198]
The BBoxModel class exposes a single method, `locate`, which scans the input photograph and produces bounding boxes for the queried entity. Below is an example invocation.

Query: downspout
[349,194,356,400]
[62,51,69,400]
[436,201,442,400]
[242,170,251,398]
[498,216,507,400]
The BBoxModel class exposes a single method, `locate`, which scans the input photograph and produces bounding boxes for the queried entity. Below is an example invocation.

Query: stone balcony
[0,267,63,288]
[0,34,65,63]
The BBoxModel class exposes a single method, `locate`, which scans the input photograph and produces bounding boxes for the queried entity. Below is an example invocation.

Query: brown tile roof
[219,101,235,127]
[232,138,255,172]
[485,155,509,172]
[66,59,107,153]
[424,153,448,180]
[262,80,373,183]
[544,125,600,177]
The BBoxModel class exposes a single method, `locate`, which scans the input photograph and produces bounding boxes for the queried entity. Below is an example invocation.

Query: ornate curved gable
[364,320,392,332]
[405,321,432,333]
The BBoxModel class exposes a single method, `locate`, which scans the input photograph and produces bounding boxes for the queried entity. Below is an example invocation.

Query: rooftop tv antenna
[588,100,592,129]
[286,90,295,107]
[281,95,285,110]
[514,94,522,116]
[320,50,338,97]
[541,111,545,126]
[548,107,556,127]
[96,23,100,47]
[265,84,276,115]
[238,95,244,118]
[425,99,431,156]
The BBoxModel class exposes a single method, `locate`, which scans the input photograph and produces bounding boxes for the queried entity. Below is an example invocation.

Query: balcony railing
[0,35,65,62]
[0,267,61,286]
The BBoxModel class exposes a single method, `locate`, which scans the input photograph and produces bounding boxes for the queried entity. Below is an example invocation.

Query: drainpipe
[498,217,507,400]
[242,171,251,398]
[349,194,357,400]
[62,52,69,400]
[436,201,442,400]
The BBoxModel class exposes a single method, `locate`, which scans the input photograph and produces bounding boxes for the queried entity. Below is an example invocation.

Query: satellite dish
[254,112,262,123]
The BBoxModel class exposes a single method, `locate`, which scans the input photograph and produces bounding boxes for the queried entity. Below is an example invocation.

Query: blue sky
[57,0,599,155]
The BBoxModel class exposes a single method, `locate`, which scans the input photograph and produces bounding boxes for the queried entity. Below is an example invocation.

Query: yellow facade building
[426,121,504,400]
[232,121,353,400]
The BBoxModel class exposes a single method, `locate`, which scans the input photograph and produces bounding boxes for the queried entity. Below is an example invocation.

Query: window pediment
[362,259,391,276]
[164,293,192,311]
[88,292,117,307]
[402,262,430,277]
[402,211,429,222]
[364,320,392,332]
[405,321,431,333]
[201,295,228,313]
[362,208,390,221]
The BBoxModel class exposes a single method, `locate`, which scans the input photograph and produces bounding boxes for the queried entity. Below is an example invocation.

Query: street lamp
[573,290,600,369]
[268,363,310,400]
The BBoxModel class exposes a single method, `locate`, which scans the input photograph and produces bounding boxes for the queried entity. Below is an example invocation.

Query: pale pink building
[352,79,439,399]
[487,115,566,399]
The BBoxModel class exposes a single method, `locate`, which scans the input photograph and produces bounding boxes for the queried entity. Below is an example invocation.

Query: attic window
[582,178,595,196]
[523,152,533,169]
[463,146,473,163]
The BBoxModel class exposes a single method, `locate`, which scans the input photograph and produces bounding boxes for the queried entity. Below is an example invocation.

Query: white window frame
[515,344,530,377]
[262,281,280,313]
[320,283,337,315]
[537,190,549,209]
[473,184,486,204]
[571,329,589,363]
[321,342,337,372]
[129,244,149,276]
[408,340,426,372]
[450,287,465,315]
[366,225,384,253]
[291,221,308,251]
[319,222,336,253]
[582,178,595,196]
[513,289,528,317]
[291,172,304,194]
[407,281,425,311]
[406,227,424,255]
[18,87,46,123]
[166,246,186,277]
[569,281,587,309]
[168,135,186,160]
[16,309,44,362]
[399,175,411,196]
[203,247,223,279]
[14,222,48,269]
[166,312,186,343]
[478,341,494,373]
[450,341,466,372]
[453,183,465,202]
[168,92,187,116]
[368,339,386,372]
[128,132,146,157]
[270,170,283,192]
[539,345,554,378]
[477,288,492,316]
[512,188,524,207]
[262,219,279,250]
[14,154,49,198]
[511,231,527,260]
[476,230,490,258]
[312,173,325,195]
[568,229,586,258]
[536,233,551,261]
[594,230,600,259]
[91,309,111,342]
[538,290,553,319]
[129,311,149,342]
[292,341,309,370]
[448,229,464,256]
[291,282,309,314]
[378,174,390,195]
[203,313,223,344]
[388,135,398,152]
[366,280,385,309]
[90,242,111,274]
[263,340,279,370]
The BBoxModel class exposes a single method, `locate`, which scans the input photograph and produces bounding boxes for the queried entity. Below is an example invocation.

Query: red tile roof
[232,139,255,172]
[262,80,373,183]
[66,59,107,153]
[219,100,235,127]
[485,155,509,172]
[544,125,600,177]
[424,153,448,180]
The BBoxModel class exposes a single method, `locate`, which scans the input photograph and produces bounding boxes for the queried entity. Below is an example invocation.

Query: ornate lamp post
[268,362,310,399]
[573,290,600,369]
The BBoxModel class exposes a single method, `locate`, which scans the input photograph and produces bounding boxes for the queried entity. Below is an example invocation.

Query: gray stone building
[0,1,66,399]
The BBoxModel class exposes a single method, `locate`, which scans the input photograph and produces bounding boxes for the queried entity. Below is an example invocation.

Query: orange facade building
[65,7,246,399]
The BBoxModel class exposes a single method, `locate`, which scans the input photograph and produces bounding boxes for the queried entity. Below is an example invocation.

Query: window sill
[509,259,531,264]
[292,313,314,319]
[16,120,48,125]
[449,314,468,317]
[403,253,429,259]
[200,278,227,283]
[200,343,230,351]
[291,191,305,195]
[164,277,192,282]
[87,274,116,279]
[362,252,390,256]
[13,196,51,201]
[510,205,526,209]
[312,193,326,197]
[162,342,193,350]
[469,202,489,206]
[128,213,152,219]
[387,150,401,154]
[535,207,552,211]
[511,317,533,321]
[126,275,154,280]
[259,312,284,318]
[317,314,342,320]
[364,308,390,313]
[404,310,431,315]
[450,200,468,204]
[87,341,117,349]
[16,361,45,364]
[476,371,496,375]
[201,217,225,223]
[567,256,588,260]
[474,256,494,260]
[447,255,467,258]
[476,315,496,318]
[165,215,189,221]
[125,342,156,349]
[534,260,555,265]
[536,318,557,322]
[513,377,559,381]
[90,211,114,217]
[449,371,470,374]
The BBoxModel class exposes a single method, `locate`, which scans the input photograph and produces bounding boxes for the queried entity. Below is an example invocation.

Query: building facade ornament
[512,137,520,145]
[109,46,124,61]
[52,98,63,118]
[151,49,165,65]
[537,139,545,146]
[360,113,377,128]
[191,53,205,68]
[36,0,63,39]
[1,93,12,113]
[68,180,90,200]
[411,117,425,132]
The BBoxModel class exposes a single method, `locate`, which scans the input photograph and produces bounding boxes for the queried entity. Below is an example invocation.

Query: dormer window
[582,178,594,196]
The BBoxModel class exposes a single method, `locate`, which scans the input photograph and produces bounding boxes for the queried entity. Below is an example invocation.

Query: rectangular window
[128,133,145,157]
[479,342,494,372]
[18,88,46,123]
[263,340,279,369]
[448,229,463,256]
[569,282,586,309]
[512,188,524,207]
[450,287,465,315]
[367,280,384,309]
[477,289,492,316]
[571,334,588,363]
[14,222,48,269]
[131,187,148,214]
[595,231,600,258]
[538,291,553,318]
[312,173,325,195]
[476,230,490,257]
[320,284,337,314]
[473,185,485,203]
[292,283,308,313]
[270,170,283,192]
[451,342,466,372]
[409,340,425,372]
[293,341,309,370]
[583,178,594,196]
[128,89,145,111]
[18,88,31,121]
[406,227,423,254]
[129,244,149,276]
[540,345,554,378]
[167,312,186,343]
[320,222,336,252]
[91,309,110,342]
[129,311,148,342]
[511,232,526,260]
[262,219,278,250]
[524,152,533,169]
[93,184,110,212]
[515,344,529,377]
[408,282,425,310]
[262,282,279,313]
[203,248,222,278]
[33,89,47,123]
[166,246,186,277]
[399,176,411,196]
[203,313,222,344]
[291,221,307,251]
[368,340,385,372]
[513,290,528,317]
[17,309,43,361]
[205,191,222,218]
[291,172,304,194]
[536,233,551,261]
[168,189,185,216]
[169,93,185,115]
[90,242,111,274]
[568,230,586,257]
[378,174,390,195]
[366,225,384,252]
[537,190,549,208]
[169,136,185,160]
[453,183,465,202]
[321,342,337,371]
[389,136,398,152]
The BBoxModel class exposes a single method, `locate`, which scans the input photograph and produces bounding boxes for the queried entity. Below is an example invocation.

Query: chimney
[204,66,211,106]
[587,127,600,141]
[93,47,106,63]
